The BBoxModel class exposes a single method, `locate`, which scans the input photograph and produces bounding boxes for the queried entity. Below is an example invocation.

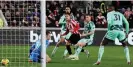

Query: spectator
[22,17,29,27]
[46,16,55,27]
[129,11,133,28]
[0,1,41,27]
[78,14,84,27]
[124,7,132,20]
[58,3,64,16]
[70,3,77,16]
[121,8,126,14]
[32,15,40,27]
[5,10,11,26]
[96,12,106,28]
[32,8,40,17]
[0,1,133,28]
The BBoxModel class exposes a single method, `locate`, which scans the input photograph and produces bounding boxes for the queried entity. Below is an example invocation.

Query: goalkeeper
[29,31,51,63]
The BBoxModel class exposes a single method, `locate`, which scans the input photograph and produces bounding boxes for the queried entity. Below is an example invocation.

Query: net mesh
[0,1,41,67]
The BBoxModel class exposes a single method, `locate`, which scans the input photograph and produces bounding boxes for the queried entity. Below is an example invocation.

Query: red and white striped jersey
[63,19,80,35]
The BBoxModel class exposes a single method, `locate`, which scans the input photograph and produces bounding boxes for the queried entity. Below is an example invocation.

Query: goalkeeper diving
[29,31,51,63]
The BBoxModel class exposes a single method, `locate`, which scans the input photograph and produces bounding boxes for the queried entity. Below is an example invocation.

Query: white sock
[63,49,68,56]
[52,47,58,54]
[124,46,130,62]
[74,46,82,56]
[97,46,104,62]
[74,45,78,53]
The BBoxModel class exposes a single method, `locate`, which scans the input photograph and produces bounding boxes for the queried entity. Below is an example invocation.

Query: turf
[47,46,133,67]
[0,45,132,67]
[0,45,40,67]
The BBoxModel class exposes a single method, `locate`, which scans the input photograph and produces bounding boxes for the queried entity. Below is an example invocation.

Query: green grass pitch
[0,45,40,67]
[0,45,132,67]
[47,46,133,67]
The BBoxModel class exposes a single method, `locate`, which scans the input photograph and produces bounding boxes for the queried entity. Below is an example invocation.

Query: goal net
[0,1,42,67]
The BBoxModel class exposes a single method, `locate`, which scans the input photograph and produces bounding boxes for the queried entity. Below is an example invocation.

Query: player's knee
[60,38,65,42]
[121,42,128,47]
[100,41,105,46]
[79,44,84,47]
[46,55,51,63]
[120,39,128,47]
[46,58,51,63]
[77,42,85,47]
[101,38,110,46]
[66,42,70,45]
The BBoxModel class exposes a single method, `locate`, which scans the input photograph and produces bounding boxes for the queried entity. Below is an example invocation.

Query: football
[1,59,9,66]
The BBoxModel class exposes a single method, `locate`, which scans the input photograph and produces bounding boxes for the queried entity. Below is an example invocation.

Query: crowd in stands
[0,1,40,27]
[0,1,133,28]
[46,1,133,28]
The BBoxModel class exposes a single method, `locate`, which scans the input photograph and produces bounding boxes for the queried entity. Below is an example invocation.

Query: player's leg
[56,37,65,47]
[46,54,51,63]
[118,31,131,64]
[69,39,89,60]
[74,39,91,58]
[63,49,68,57]
[121,41,131,64]
[29,43,35,57]
[63,32,73,57]
[66,33,80,59]
[94,38,108,64]
[83,40,94,58]
[66,33,80,56]
[29,51,39,62]
[65,41,72,55]
[94,31,116,65]
[74,43,86,53]
[51,37,65,57]
[74,44,88,55]
[81,49,89,58]
[51,30,68,56]
[71,42,86,60]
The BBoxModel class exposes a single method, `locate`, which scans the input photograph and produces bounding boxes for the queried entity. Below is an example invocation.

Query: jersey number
[114,14,120,21]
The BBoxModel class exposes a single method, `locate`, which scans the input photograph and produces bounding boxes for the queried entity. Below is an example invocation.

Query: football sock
[81,48,84,52]
[74,45,78,53]
[66,45,72,55]
[63,49,68,56]
[97,46,104,62]
[51,46,58,55]
[74,46,82,56]
[124,46,130,62]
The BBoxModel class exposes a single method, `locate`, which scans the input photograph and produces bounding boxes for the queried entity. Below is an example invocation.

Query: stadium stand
[0,1,40,27]
[46,1,133,28]
[0,1,133,28]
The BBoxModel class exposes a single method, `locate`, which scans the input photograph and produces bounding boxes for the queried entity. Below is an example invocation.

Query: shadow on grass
[48,61,61,64]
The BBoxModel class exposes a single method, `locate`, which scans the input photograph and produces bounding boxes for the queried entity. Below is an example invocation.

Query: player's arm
[122,15,129,35]
[61,28,69,36]
[107,13,112,31]
[81,23,95,37]
[59,15,65,24]
[84,30,95,36]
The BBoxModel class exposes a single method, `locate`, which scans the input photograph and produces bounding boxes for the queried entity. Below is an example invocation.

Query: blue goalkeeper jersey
[29,39,50,62]
[30,40,50,54]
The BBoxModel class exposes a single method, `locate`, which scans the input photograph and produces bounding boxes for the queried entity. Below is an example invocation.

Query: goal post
[41,1,46,67]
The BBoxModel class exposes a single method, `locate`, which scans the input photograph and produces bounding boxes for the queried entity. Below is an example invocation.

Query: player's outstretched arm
[107,14,111,31]
[122,15,129,35]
